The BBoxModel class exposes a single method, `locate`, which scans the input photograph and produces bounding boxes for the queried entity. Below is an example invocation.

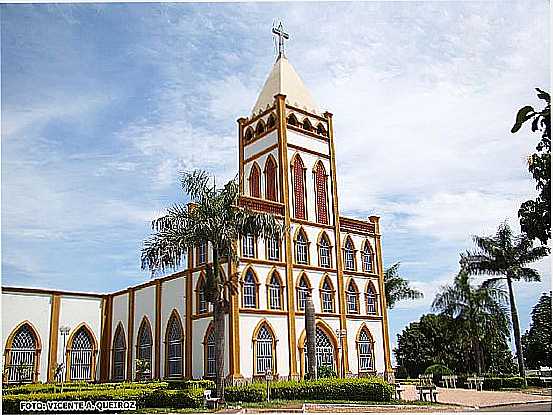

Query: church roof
[252,56,319,115]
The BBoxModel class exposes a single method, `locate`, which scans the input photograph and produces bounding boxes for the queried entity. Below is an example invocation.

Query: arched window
[244,127,254,142]
[287,113,298,126]
[68,326,95,381]
[297,274,311,311]
[357,327,375,372]
[264,156,278,201]
[346,280,360,314]
[302,118,313,131]
[267,113,276,129]
[366,282,378,315]
[267,272,283,310]
[136,318,152,381]
[4,322,40,384]
[292,155,306,219]
[112,324,126,381]
[362,241,374,273]
[197,241,207,265]
[254,324,275,375]
[197,274,208,314]
[242,233,256,258]
[204,326,216,378]
[295,229,309,264]
[255,120,265,135]
[266,236,280,261]
[343,237,356,271]
[166,312,184,379]
[316,123,327,137]
[318,232,332,268]
[320,277,335,313]
[304,327,335,373]
[242,269,258,308]
[314,161,329,224]
[249,163,261,198]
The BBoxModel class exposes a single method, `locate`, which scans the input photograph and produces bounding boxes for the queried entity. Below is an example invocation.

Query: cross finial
[272,21,289,59]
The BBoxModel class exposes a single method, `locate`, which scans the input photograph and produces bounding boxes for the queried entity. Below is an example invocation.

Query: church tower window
[318,232,332,268]
[362,241,374,273]
[242,269,258,308]
[267,113,276,129]
[255,120,265,135]
[296,274,311,311]
[242,234,256,258]
[249,163,261,198]
[320,277,335,313]
[357,327,375,372]
[292,155,306,220]
[266,236,280,261]
[287,113,298,126]
[302,118,312,131]
[197,241,207,265]
[343,237,356,271]
[346,280,360,314]
[314,161,329,224]
[267,272,283,310]
[295,229,309,264]
[366,282,378,315]
[264,156,278,201]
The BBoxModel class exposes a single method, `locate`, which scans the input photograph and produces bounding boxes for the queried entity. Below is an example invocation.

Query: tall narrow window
[362,241,374,273]
[366,283,378,315]
[69,326,95,381]
[267,113,276,129]
[242,234,255,258]
[198,241,207,265]
[268,273,282,310]
[205,328,215,377]
[304,327,335,372]
[357,328,375,372]
[5,323,40,384]
[292,155,306,219]
[297,275,310,311]
[112,324,126,381]
[347,280,359,314]
[255,325,274,375]
[295,230,308,264]
[166,312,183,378]
[197,276,208,314]
[319,233,331,268]
[267,237,280,261]
[265,156,278,201]
[344,237,355,271]
[137,319,152,381]
[255,120,265,135]
[243,270,257,308]
[249,163,261,198]
[320,278,335,313]
[314,161,329,224]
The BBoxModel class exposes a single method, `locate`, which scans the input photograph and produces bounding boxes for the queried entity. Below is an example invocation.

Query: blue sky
[2,2,550,356]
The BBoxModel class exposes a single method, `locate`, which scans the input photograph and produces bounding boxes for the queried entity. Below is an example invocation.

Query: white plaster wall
[243,131,278,161]
[160,277,186,378]
[191,316,229,379]
[133,285,156,378]
[287,130,329,157]
[58,296,103,380]
[2,292,52,383]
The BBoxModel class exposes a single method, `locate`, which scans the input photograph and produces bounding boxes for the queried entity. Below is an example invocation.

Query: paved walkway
[401,384,551,408]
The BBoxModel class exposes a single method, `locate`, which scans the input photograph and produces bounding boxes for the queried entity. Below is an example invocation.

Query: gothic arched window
[197,274,208,314]
[5,323,40,384]
[267,113,276,129]
[242,269,258,308]
[112,324,126,381]
[302,118,313,131]
[304,327,335,373]
[256,120,265,135]
[249,163,261,198]
[362,241,374,273]
[344,237,356,271]
[204,326,216,378]
[366,282,378,315]
[320,277,335,313]
[346,280,360,314]
[297,274,311,311]
[316,123,327,137]
[314,161,329,224]
[267,272,283,310]
[264,156,278,201]
[318,232,332,268]
[292,155,306,220]
[166,312,184,379]
[69,326,95,381]
[295,229,309,265]
[287,113,298,126]
[254,324,275,375]
[136,318,152,381]
[357,327,375,372]
[244,127,254,142]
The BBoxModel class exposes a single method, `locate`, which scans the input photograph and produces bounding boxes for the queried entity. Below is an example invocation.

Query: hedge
[3,381,167,395]
[226,377,393,403]
[166,379,215,390]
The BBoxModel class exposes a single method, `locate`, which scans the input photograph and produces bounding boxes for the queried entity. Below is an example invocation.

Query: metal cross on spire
[272,21,289,59]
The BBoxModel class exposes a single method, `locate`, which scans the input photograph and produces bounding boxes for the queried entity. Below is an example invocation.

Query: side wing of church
[2,49,393,385]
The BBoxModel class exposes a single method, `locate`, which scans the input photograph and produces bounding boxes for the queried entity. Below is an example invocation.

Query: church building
[2,27,393,385]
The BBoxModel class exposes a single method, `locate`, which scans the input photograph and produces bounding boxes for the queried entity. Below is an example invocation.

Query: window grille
[304,328,335,372]
[243,271,257,308]
[112,327,126,381]
[362,243,373,272]
[268,274,282,310]
[206,331,215,377]
[267,237,280,261]
[358,329,374,371]
[321,280,334,313]
[315,162,328,224]
[319,237,331,268]
[6,324,36,384]
[296,232,308,264]
[297,277,309,311]
[347,281,359,313]
[292,156,306,219]
[70,328,94,381]
[344,239,355,270]
[256,325,273,375]
[166,315,183,378]
[137,322,152,381]
[198,279,208,313]
[242,234,255,258]
[366,285,378,315]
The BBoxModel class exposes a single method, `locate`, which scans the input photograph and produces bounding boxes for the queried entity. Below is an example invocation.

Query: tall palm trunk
[212,250,226,400]
[305,294,317,380]
[506,275,525,379]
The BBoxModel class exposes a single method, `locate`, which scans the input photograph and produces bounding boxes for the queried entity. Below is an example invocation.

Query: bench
[465,376,484,391]
[394,382,405,400]
[417,374,439,403]
[440,375,458,389]
[203,389,220,409]
[539,367,552,387]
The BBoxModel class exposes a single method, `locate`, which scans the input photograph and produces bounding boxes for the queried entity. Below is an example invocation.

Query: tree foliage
[511,88,551,245]
[522,292,552,369]
[384,262,423,309]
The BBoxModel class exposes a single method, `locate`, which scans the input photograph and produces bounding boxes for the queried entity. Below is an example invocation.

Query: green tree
[432,270,510,375]
[511,88,551,245]
[141,170,282,400]
[522,292,552,369]
[462,222,550,378]
[384,262,423,309]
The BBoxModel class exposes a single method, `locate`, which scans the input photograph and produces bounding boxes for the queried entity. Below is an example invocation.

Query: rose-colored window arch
[314,161,329,224]
[249,163,261,198]
[265,156,278,201]
[292,155,306,220]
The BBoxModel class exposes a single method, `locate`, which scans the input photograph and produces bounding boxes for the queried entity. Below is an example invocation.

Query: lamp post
[265,369,273,402]
[59,326,71,385]
[335,328,347,378]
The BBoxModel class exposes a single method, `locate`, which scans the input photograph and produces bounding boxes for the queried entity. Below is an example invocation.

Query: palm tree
[384,262,423,309]
[141,170,282,400]
[461,222,550,378]
[432,269,510,375]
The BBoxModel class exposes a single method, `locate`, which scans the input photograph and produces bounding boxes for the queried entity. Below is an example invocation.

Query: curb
[470,399,552,410]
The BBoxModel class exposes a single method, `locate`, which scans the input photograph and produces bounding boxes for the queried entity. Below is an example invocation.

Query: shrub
[3,381,167,395]
[317,365,337,379]
[424,364,452,385]
[483,377,503,391]
[526,376,544,387]
[166,379,215,390]
[142,388,204,408]
[502,376,525,389]
[225,382,266,402]
[482,376,525,390]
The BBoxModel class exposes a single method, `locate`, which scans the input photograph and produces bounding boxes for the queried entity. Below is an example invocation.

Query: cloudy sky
[2,1,550,354]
